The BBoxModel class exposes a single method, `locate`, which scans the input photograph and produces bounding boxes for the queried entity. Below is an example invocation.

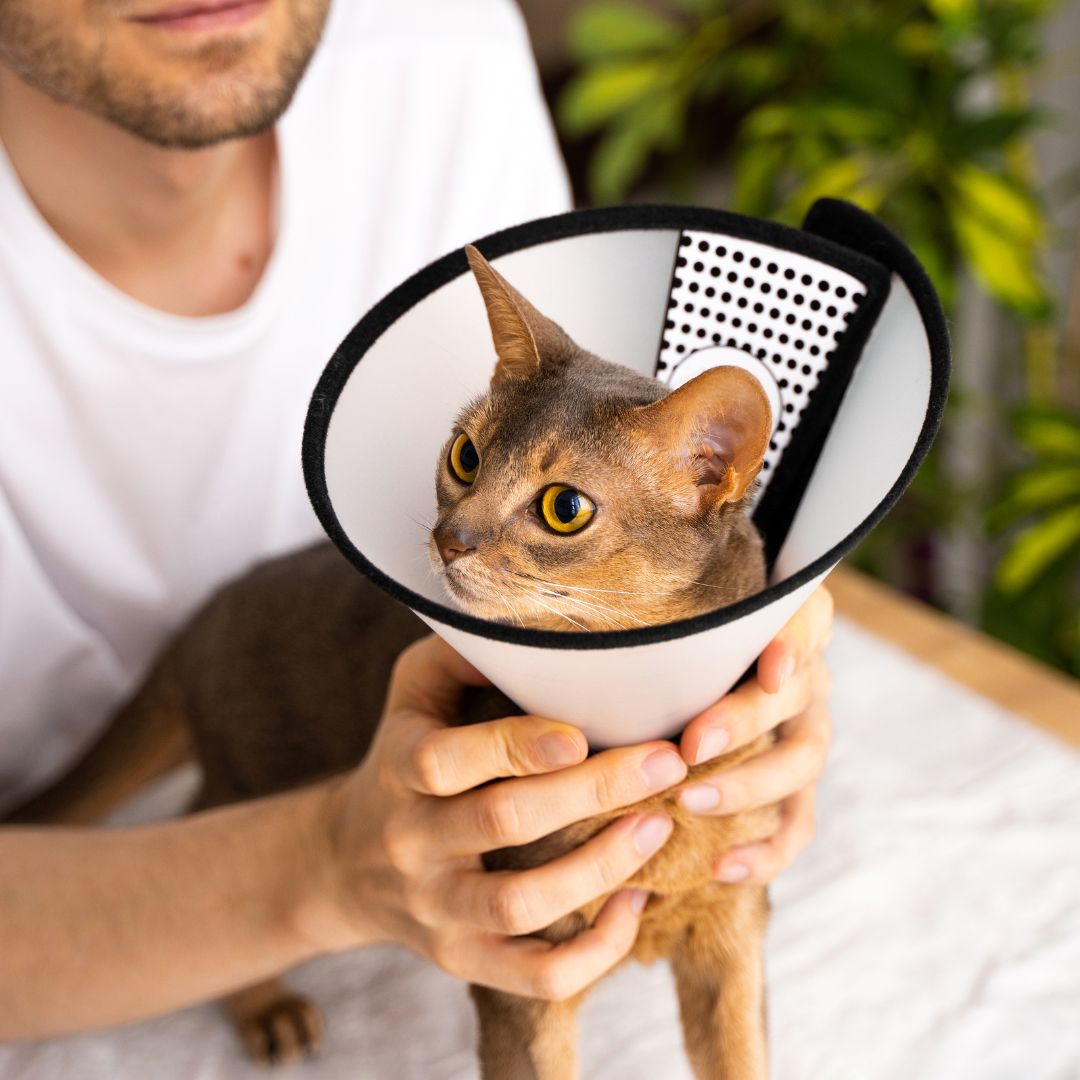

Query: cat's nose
[434,525,476,566]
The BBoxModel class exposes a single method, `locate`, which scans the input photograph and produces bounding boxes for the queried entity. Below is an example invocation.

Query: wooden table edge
[828,564,1080,752]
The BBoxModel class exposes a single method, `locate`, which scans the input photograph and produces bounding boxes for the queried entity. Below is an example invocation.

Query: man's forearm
[0,783,356,1039]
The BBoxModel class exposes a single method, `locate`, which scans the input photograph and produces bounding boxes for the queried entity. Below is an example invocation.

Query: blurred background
[517,0,1080,680]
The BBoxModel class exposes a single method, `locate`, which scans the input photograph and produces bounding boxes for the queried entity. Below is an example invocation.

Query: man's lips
[130,0,268,31]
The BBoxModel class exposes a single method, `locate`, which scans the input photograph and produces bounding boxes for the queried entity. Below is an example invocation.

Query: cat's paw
[232,991,326,1067]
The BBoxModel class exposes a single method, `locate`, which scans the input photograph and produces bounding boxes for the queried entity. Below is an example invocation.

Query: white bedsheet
[3,616,1078,1079]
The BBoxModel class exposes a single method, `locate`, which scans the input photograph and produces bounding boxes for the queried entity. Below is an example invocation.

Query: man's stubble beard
[0,2,330,149]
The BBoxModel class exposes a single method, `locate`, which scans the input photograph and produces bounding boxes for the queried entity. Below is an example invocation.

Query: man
[0,0,832,1046]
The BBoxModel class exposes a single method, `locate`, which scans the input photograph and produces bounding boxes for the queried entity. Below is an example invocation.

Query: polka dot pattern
[657,230,867,494]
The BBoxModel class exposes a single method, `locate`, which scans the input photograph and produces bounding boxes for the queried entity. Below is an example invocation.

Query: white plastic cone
[304,201,949,747]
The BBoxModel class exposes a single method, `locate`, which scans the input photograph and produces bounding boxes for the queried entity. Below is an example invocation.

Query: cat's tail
[3,660,191,826]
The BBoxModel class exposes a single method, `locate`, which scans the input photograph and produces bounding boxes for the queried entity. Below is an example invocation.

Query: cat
[9,246,777,1080]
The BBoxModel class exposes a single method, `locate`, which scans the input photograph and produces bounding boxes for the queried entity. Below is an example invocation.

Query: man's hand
[310,586,833,998]
[677,586,834,884]
[311,636,690,1002]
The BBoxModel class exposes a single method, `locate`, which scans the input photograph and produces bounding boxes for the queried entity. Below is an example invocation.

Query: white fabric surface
[0,0,572,815]
[2,616,1078,1078]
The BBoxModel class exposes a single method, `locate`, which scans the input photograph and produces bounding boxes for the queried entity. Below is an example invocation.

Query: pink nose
[435,526,476,566]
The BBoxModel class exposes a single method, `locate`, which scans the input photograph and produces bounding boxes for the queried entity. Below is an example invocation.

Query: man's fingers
[714,785,817,885]
[680,696,830,815]
[425,741,687,855]
[438,812,673,935]
[756,585,834,695]
[398,715,588,797]
[458,888,647,1002]
[681,655,829,766]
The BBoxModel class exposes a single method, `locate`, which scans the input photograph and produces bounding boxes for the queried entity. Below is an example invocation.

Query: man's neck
[0,67,276,317]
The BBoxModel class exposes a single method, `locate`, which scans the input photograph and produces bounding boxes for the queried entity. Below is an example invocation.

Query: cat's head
[427,246,772,631]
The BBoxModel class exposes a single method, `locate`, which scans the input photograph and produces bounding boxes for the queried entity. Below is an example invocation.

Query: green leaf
[667,0,722,14]
[996,504,1080,593]
[1014,407,1080,459]
[732,140,786,216]
[951,164,1046,242]
[986,464,1080,531]
[927,0,976,21]
[788,155,888,218]
[948,109,1042,155]
[741,103,797,141]
[558,59,668,137]
[587,121,654,203]
[815,103,895,143]
[905,230,956,312]
[981,557,1080,675]
[567,3,684,62]
[949,197,1052,317]
[828,40,916,111]
[725,47,787,101]
[896,21,942,57]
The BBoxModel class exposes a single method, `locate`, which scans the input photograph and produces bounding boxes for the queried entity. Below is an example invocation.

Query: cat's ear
[630,366,772,507]
[465,245,572,386]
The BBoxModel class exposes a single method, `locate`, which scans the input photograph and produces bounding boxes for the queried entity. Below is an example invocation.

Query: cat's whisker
[510,575,635,630]
[406,512,436,534]
[499,596,526,628]
[502,579,590,632]
[662,573,738,592]
[539,584,648,624]
[509,572,666,616]
[524,593,589,632]
[509,570,669,600]
[532,569,734,599]
[538,588,639,630]
[500,569,656,626]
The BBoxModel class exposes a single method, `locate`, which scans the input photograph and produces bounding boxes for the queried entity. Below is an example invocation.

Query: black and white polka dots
[656,230,867,495]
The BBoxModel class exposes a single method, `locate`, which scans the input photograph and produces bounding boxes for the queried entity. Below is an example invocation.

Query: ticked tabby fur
[12,247,778,1080]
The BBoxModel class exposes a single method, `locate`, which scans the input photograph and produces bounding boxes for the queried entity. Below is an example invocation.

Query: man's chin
[0,0,329,148]
[98,88,286,150]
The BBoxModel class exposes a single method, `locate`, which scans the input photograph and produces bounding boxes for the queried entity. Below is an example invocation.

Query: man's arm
[0,587,834,1039]
[0,787,337,1038]
[0,640,686,1039]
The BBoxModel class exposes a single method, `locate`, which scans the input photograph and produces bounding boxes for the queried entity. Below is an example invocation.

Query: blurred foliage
[558,0,1080,676]
[984,404,1080,674]
[559,0,1056,317]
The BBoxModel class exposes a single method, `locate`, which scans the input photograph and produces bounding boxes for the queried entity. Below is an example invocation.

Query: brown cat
[10,247,777,1079]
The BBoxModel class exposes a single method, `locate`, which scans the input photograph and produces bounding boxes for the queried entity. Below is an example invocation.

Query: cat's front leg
[672,883,770,1080]
[468,905,589,1080]
[470,984,581,1080]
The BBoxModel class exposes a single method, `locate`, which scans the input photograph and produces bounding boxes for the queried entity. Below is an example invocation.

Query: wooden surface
[829,564,1080,751]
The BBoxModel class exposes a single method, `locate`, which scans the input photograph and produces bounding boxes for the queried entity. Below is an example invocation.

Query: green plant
[984,405,1080,674]
[559,0,1056,321]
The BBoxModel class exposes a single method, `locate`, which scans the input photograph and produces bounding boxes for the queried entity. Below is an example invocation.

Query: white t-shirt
[0,0,572,814]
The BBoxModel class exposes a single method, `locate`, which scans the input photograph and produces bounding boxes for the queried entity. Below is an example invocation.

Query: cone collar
[303,199,948,652]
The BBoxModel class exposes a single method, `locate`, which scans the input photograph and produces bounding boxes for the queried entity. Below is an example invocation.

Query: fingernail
[627,888,650,914]
[680,784,722,813]
[537,732,583,768]
[642,750,687,792]
[778,655,796,690]
[717,862,749,883]
[633,813,673,857]
[694,727,730,765]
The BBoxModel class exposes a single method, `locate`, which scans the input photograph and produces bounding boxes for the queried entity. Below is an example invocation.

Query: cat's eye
[449,433,480,483]
[539,485,594,534]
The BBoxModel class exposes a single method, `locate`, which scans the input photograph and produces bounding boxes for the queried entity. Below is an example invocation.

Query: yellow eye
[449,433,480,483]
[539,485,594,534]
